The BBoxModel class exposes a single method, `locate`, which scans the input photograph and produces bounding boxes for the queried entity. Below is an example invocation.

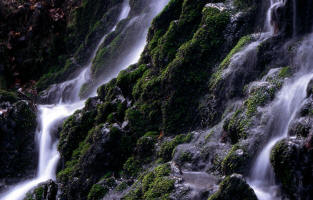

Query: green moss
[36,58,77,91]
[136,136,155,158]
[158,133,192,162]
[148,0,184,50]
[143,177,175,199]
[116,64,147,95]
[270,140,294,192]
[87,184,108,200]
[144,131,159,137]
[224,109,250,144]
[95,102,114,123]
[245,83,280,117]
[278,66,291,78]
[176,151,192,165]
[160,7,230,133]
[57,126,94,183]
[210,35,252,89]
[220,35,252,69]
[35,187,44,199]
[123,157,141,177]
[116,182,128,192]
[221,145,248,175]
[208,175,257,200]
[58,109,96,161]
[132,69,162,100]
[245,89,267,117]
[123,164,174,200]
[149,0,206,68]
[24,186,45,200]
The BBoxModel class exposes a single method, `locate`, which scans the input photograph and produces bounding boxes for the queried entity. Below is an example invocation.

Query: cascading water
[0,2,131,198]
[248,35,313,199]
[265,0,285,34]
[247,1,313,200]
[0,0,169,199]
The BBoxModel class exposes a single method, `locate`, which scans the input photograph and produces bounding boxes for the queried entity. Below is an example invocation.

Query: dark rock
[288,117,312,137]
[24,180,58,200]
[0,95,37,185]
[271,138,313,199]
[306,79,313,97]
[208,174,258,200]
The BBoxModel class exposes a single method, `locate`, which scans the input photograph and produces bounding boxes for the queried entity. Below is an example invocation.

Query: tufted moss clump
[87,184,108,200]
[221,145,249,175]
[158,133,192,162]
[57,125,95,182]
[123,164,175,200]
[58,109,96,161]
[245,88,268,117]
[116,64,147,96]
[223,109,250,144]
[151,0,208,66]
[147,0,184,50]
[123,157,142,177]
[245,80,281,117]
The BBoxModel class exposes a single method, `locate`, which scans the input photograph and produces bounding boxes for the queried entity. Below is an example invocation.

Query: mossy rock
[221,145,249,175]
[270,138,313,199]
[123,156,142,177]
[24,180,57,200]
[136,136,156,158]
[123,164,175,200]
[208,174,257,200]
[158,133,192,162]
[87,184,108,200]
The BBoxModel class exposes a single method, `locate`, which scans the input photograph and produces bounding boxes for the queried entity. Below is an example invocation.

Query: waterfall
[0,0,168,199]
[247,1,313,200]
[249,68,313,200]
[265,0,285,34]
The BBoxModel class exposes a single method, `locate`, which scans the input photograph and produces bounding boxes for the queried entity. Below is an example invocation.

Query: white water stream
[249,70,313,200]
[0,0,169,199]
[246,1,313,200]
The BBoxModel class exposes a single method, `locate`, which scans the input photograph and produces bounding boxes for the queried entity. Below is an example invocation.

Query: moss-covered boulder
[221,145,249,175]
[271,138,313,199]
[0,92,37,182]
[123,164,175,200]
[24,180,57,200]
[208,174,257,200]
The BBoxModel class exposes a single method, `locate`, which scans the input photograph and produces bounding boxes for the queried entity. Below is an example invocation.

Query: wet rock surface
[3,0,313,199]
[0,91,37,187]
[208,174,258,200]
[24,180,58,200]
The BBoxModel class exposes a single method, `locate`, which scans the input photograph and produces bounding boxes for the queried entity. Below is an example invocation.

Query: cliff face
[54,0,261,199]
[2,0,313,199]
